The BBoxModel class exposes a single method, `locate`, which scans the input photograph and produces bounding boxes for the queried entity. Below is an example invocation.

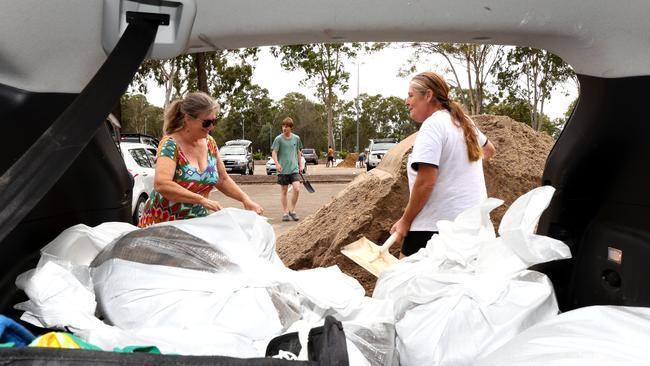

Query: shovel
[300,173,316,193]
[340,233,399,277]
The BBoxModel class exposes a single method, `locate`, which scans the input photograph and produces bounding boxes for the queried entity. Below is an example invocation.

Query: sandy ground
[210,182,350,237]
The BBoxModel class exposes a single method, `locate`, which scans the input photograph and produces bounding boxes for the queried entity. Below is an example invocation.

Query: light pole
[355,62,362,153]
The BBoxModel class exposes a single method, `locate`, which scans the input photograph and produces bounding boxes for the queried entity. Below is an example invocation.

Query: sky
[147,45,578,120]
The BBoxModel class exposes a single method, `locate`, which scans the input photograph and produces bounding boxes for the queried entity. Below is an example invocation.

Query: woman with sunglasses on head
[390,71,496,257]
[138,91,263,228]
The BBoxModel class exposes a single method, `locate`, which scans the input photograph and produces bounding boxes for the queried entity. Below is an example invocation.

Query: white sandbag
[15,261,102,331]
[16,207,393,362]
[158,207,279,264]
[40,222,137,266]
[373,186,571,366]
[475,306,650,366]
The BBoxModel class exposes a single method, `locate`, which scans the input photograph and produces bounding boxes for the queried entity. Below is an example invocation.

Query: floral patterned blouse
[137,135,219,228]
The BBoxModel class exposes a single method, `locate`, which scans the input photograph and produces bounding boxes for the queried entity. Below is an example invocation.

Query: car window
[371,142,397,151]
[303,149,314,154]
[129,148,153,168]
[220,146,246,155]
[145,148,157,165]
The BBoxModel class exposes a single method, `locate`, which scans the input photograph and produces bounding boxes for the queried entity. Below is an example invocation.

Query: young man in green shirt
[271,117,304,221]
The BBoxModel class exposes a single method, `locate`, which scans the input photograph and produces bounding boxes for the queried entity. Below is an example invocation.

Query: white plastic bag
[373,186,571,366]
[18,207,393,363]
[475,306,650,366]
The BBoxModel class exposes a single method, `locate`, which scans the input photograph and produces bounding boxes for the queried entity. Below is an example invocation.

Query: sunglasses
[201,119,217,128]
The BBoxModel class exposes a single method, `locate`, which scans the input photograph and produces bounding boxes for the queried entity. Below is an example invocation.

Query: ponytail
[163,100,184,135]
[445,101,482,162]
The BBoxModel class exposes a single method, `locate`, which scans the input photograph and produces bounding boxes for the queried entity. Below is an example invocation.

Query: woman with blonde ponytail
[390,71,496,257]
[138,92,263,228]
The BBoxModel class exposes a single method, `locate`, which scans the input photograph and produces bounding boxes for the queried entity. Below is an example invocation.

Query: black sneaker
[289,212,299,221]
[282,213,291,221]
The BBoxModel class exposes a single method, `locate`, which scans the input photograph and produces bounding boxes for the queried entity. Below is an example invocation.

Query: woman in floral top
[138,92,263,228]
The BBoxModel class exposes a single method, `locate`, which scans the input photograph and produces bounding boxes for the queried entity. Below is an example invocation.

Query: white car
[266,156,307,175]
[120,142,156,224]
[366,138,398,171]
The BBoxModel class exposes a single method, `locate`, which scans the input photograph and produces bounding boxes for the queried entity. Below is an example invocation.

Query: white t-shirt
[407,109,488,231]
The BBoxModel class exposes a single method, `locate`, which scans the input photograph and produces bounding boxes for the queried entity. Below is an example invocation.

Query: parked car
[266,156,307,175]
[220,139,254,175]
[119,142,155,224]
[119,133,160,149]
[302,148,319,164]
[366,138,399,171]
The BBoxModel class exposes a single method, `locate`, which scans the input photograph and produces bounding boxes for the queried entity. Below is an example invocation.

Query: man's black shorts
[401,230,438,256]
[277,173,300,186]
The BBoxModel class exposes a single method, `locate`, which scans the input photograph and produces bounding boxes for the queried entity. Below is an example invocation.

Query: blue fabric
[0,315,35,347]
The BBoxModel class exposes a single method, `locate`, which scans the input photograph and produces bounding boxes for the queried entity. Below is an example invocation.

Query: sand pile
[473,115,555,225]
[277,115,555,294]
[338,153,358,168]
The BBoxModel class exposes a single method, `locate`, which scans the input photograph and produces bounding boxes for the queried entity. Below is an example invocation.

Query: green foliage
[405,43,503,114]
[253,150,266,160]
[275,92,328,153]
[130,48,258,111]
[271,43,366,148]
[495,47,575,130]
[120,94,163,137]
[484,95,532,124]
[338,150,348,160]
[216,84,275,152]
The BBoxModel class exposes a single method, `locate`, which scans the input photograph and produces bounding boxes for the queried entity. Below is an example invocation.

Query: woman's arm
[153,155,223,211]
[214,149,264,214]
[483,140,496,161]
[390,164,438,243]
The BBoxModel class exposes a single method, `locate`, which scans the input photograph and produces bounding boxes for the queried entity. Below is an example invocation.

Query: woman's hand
[200,197,223,212]
[390,217,411,245]
[243,198,264,215]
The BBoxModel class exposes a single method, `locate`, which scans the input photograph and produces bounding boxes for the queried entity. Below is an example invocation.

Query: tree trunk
[195,52,208,93]
[327,90,334,148]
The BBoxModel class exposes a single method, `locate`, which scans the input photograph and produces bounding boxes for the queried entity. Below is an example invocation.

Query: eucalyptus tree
[495,47,575,131]
[403,43,503,114]
[271,43,365,149]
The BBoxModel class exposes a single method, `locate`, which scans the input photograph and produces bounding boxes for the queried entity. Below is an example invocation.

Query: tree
[496,47,575,131]
[129,48,258,111]
[484,94,532,124]
[403,43,503,114]
[217,84,275,152]
[274,93,327,153]
[120,94,164,137]
[271,43,363,149]
[131,58,183,110]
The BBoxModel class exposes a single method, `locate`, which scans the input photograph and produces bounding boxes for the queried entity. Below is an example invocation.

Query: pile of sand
[338,153,358,168]
[277,115,555,294]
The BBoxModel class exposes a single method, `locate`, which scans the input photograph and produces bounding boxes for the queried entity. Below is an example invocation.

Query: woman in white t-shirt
[391,71,496,257]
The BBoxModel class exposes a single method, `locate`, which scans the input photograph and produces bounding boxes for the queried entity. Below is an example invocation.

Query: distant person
[138,92,263,228]
[272,117,303,221]
[356,152,365,168]
[327,146,335,167]
[390,71,496,257]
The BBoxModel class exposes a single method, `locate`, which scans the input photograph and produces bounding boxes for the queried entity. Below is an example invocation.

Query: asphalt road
[210,181,349,237]
[212,162,368,236]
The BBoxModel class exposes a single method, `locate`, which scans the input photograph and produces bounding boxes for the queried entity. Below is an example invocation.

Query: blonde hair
[281,116,294,128]
[410,72,482,162]
[163,92,220,135]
